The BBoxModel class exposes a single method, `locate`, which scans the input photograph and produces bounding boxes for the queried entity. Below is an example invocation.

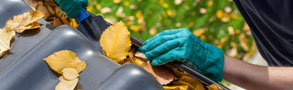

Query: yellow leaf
[162,3,169,8]
[5,11,44,33]
[180,75,205,90]
[124,1,130,6]
[130,25,142,32]
[167,10,176,17]
[216,10,224,19]
[43,50,87,74]
[235,29,241,34]
[193,28,205,37]
[163,85,188,90]
[172,80,195,90]
[136,10,143,18]
[113,0,122,4]
[0,29,15,57]
[172,69,186,77]
[207,0,213,7]
[55,7,69,25]
[133,58,147,67]
[221,16,230,22]
[62,68,79,81]
[28,21,41,30]
[69,19,79,28]
[180,75,201,86]
[149,27,157,36]
[87,5,94,12]
[56,76,78,90]
[95,4,102,10]
[100,21,131,63]
[207,84,223,90]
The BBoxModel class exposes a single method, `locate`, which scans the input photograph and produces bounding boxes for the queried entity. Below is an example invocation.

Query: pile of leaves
[100,21,223,90]
[0,11,44,57]
[88,0,256,61]
[25,0,78,28]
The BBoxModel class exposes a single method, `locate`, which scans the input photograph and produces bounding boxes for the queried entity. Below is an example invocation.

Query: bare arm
[223,56,293,90]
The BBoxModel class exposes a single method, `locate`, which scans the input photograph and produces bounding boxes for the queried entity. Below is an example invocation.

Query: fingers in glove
[65,1,83,18]
[151,47,185,66]
[56,0,62,4]
[144,38,181,60]
[144,29,182,45]
[140,34,183,53]
[59,0,74,12]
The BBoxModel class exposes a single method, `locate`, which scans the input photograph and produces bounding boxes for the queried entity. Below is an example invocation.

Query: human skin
[223,56,293,90]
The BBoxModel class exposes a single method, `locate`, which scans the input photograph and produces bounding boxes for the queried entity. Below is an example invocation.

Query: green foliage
[87,0,256,60]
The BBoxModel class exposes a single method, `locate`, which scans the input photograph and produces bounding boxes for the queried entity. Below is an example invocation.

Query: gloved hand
[139,28,224,82]
[56,0,88,18]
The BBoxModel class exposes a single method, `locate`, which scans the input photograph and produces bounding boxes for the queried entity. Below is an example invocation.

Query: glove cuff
[203,44,224,82]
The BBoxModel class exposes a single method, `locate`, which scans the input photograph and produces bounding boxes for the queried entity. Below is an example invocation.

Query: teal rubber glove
[56,0,88,18]
[139,28,224,82]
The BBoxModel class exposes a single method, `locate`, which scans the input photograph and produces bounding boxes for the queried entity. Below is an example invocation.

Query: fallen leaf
[133,58,147,67]
[62,68,79,81]
[52,17,63,27]
[36,4,50,19]
[0,29,15,57]
[180,75,205,90]
[56,76,78,90]
[172,68,187,77]
[134,52,147,60]
[100,21,131,63]
[172,80,195,90]
[169,76,205,90]
[163,85,188,90]
[207,84,223,90]
[69,19,79,28]
[46,5,56,15]
[5,11,44,33]
[55,7,69,24]
[101,7,112,14]
[113,0,122,4]
[43,50,87,74]
[28,21,41,30]
[193,28,205,37]
[131,52,177,85]
[143,61,177,85]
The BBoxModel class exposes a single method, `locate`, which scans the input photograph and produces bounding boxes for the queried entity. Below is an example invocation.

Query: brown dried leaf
[5,11,44,33]
[143,61,177,85]
[25,0,38,10]
[46,5,56,15]
[55,7,69,24]
[134,52,147,60]
[36,4,50,19]
[53,17,63,27]
[132,52,177,85]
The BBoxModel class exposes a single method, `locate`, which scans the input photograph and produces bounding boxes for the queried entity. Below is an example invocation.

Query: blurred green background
[87,0,256,61]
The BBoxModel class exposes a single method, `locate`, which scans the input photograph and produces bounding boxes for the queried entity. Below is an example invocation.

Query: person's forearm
[223,56,293,90]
